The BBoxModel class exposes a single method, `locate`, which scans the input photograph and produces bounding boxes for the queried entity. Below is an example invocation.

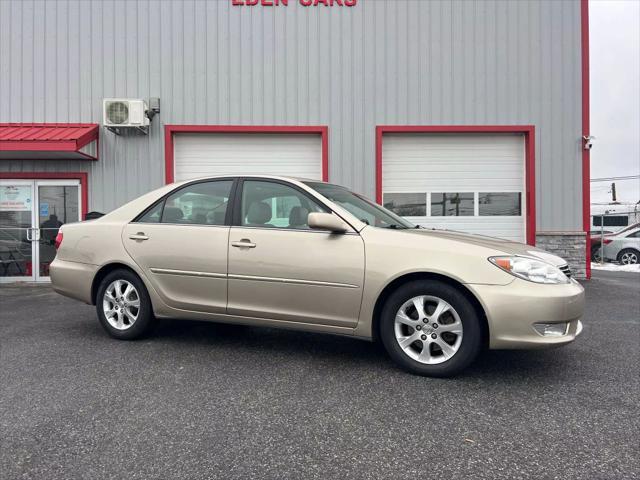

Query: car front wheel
[96,269,155,340]
[380,280,483,377]
[618,248,639,265]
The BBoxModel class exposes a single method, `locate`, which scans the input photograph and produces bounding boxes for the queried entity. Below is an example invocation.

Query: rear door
[226,179,365,328]
[123,179,234,313]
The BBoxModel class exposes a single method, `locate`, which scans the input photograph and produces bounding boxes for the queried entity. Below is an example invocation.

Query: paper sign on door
[0,185,32,211]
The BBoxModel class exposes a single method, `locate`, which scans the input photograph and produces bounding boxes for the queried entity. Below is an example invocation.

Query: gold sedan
[50,176,584,377]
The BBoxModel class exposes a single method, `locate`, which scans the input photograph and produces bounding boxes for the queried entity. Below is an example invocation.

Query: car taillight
[54,232,63,250]
[602,238,613,245]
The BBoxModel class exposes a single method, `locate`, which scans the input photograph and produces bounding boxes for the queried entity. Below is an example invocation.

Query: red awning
[0,123,99,160]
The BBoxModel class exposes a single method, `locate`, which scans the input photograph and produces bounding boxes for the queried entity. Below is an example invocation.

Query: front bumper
[468,278,585,349]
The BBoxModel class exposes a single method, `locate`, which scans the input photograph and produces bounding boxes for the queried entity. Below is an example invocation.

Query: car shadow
[147,318,579,383]
[151,317,384,362]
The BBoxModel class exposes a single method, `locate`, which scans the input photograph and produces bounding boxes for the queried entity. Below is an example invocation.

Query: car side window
[241,180,324,229]
[137,201,163,223]
[627,230,640,238]
[161,180,233,225]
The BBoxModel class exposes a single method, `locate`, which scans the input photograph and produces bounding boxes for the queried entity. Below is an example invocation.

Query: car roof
[172,174,324,185]
[611,226,640,236]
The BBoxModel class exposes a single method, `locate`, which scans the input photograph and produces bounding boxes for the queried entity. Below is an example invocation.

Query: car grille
[559,264,572,278]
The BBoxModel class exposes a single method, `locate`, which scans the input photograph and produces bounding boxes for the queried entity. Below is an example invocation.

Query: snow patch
[591,262,640,273]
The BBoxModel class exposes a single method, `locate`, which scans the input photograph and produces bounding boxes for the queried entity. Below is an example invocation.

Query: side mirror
[308,212,349,233]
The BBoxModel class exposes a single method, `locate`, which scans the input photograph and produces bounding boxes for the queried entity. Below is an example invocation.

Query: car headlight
[488,256,570,284]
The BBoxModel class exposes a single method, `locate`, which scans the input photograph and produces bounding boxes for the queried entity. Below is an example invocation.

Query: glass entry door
[0,181,34,281]
[0,179,80,282]
[36,181,80,280]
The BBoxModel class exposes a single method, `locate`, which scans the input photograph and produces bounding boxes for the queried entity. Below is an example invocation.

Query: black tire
[95,269,155,340]
[379,280,483,377]
[617,248,640,265]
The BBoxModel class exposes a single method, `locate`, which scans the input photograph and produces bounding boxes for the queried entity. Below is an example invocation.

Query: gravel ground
[1,270,639,479]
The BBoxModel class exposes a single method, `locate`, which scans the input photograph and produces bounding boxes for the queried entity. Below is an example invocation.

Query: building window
[593,215,629,227]
[478,192,522,216]
[383,193,427,216]
[430,193,474,216]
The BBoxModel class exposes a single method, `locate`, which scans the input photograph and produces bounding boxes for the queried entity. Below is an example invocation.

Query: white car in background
[598,226,640,265]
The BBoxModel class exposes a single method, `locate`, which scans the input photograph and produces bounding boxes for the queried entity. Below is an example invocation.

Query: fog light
[533,322,569,337]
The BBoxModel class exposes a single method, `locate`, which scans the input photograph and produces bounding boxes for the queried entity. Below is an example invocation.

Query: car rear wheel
[96,269,155,340]
[380,280,483,377]
[617,248,639,265]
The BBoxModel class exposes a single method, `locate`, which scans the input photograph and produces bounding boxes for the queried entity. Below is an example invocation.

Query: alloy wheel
[394,295,463,365]
[620,252,638,265]
[102,279,140,330]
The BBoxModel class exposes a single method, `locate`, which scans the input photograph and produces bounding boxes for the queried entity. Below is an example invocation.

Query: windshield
[305,182,415,229]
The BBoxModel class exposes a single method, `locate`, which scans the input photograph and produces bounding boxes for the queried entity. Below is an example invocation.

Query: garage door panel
[382,133,526,243]
[384,165,524,172]
[385,178,523,191]
[385,172,523,180]
[174,133,322,182]
[384,134,523,147]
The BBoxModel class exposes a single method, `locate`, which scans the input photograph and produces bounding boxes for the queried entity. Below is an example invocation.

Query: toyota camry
[50,175,584,377]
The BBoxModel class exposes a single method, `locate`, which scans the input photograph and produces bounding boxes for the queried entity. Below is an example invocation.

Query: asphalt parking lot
[1,270,639,480]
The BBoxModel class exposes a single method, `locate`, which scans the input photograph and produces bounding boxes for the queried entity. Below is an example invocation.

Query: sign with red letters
[232,0,357,6]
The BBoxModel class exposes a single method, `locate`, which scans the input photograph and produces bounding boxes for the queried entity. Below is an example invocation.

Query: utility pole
[611,182,617,203]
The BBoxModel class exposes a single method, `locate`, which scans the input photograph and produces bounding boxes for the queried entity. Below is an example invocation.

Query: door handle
[231,239,256,248]
[26,227,39,242]
[129,232,149,241]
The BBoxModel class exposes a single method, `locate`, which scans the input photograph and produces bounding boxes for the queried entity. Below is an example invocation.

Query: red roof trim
[0,123,99,160]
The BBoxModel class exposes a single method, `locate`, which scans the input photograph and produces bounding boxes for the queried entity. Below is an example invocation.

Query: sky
[590,0,640,205]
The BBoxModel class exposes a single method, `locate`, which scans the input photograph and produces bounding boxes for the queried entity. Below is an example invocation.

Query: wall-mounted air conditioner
[103,98,150,135]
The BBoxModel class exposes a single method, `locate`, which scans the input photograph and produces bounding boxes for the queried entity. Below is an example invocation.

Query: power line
[591,175,640,182]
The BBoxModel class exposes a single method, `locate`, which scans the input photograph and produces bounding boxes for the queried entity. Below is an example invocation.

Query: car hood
[400,228,569,267]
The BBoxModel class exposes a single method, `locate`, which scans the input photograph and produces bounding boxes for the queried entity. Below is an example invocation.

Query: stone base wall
[535,231,587,279]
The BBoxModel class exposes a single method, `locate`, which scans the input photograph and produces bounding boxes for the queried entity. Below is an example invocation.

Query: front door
[227,179,365,328]
[0,179,81,282]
